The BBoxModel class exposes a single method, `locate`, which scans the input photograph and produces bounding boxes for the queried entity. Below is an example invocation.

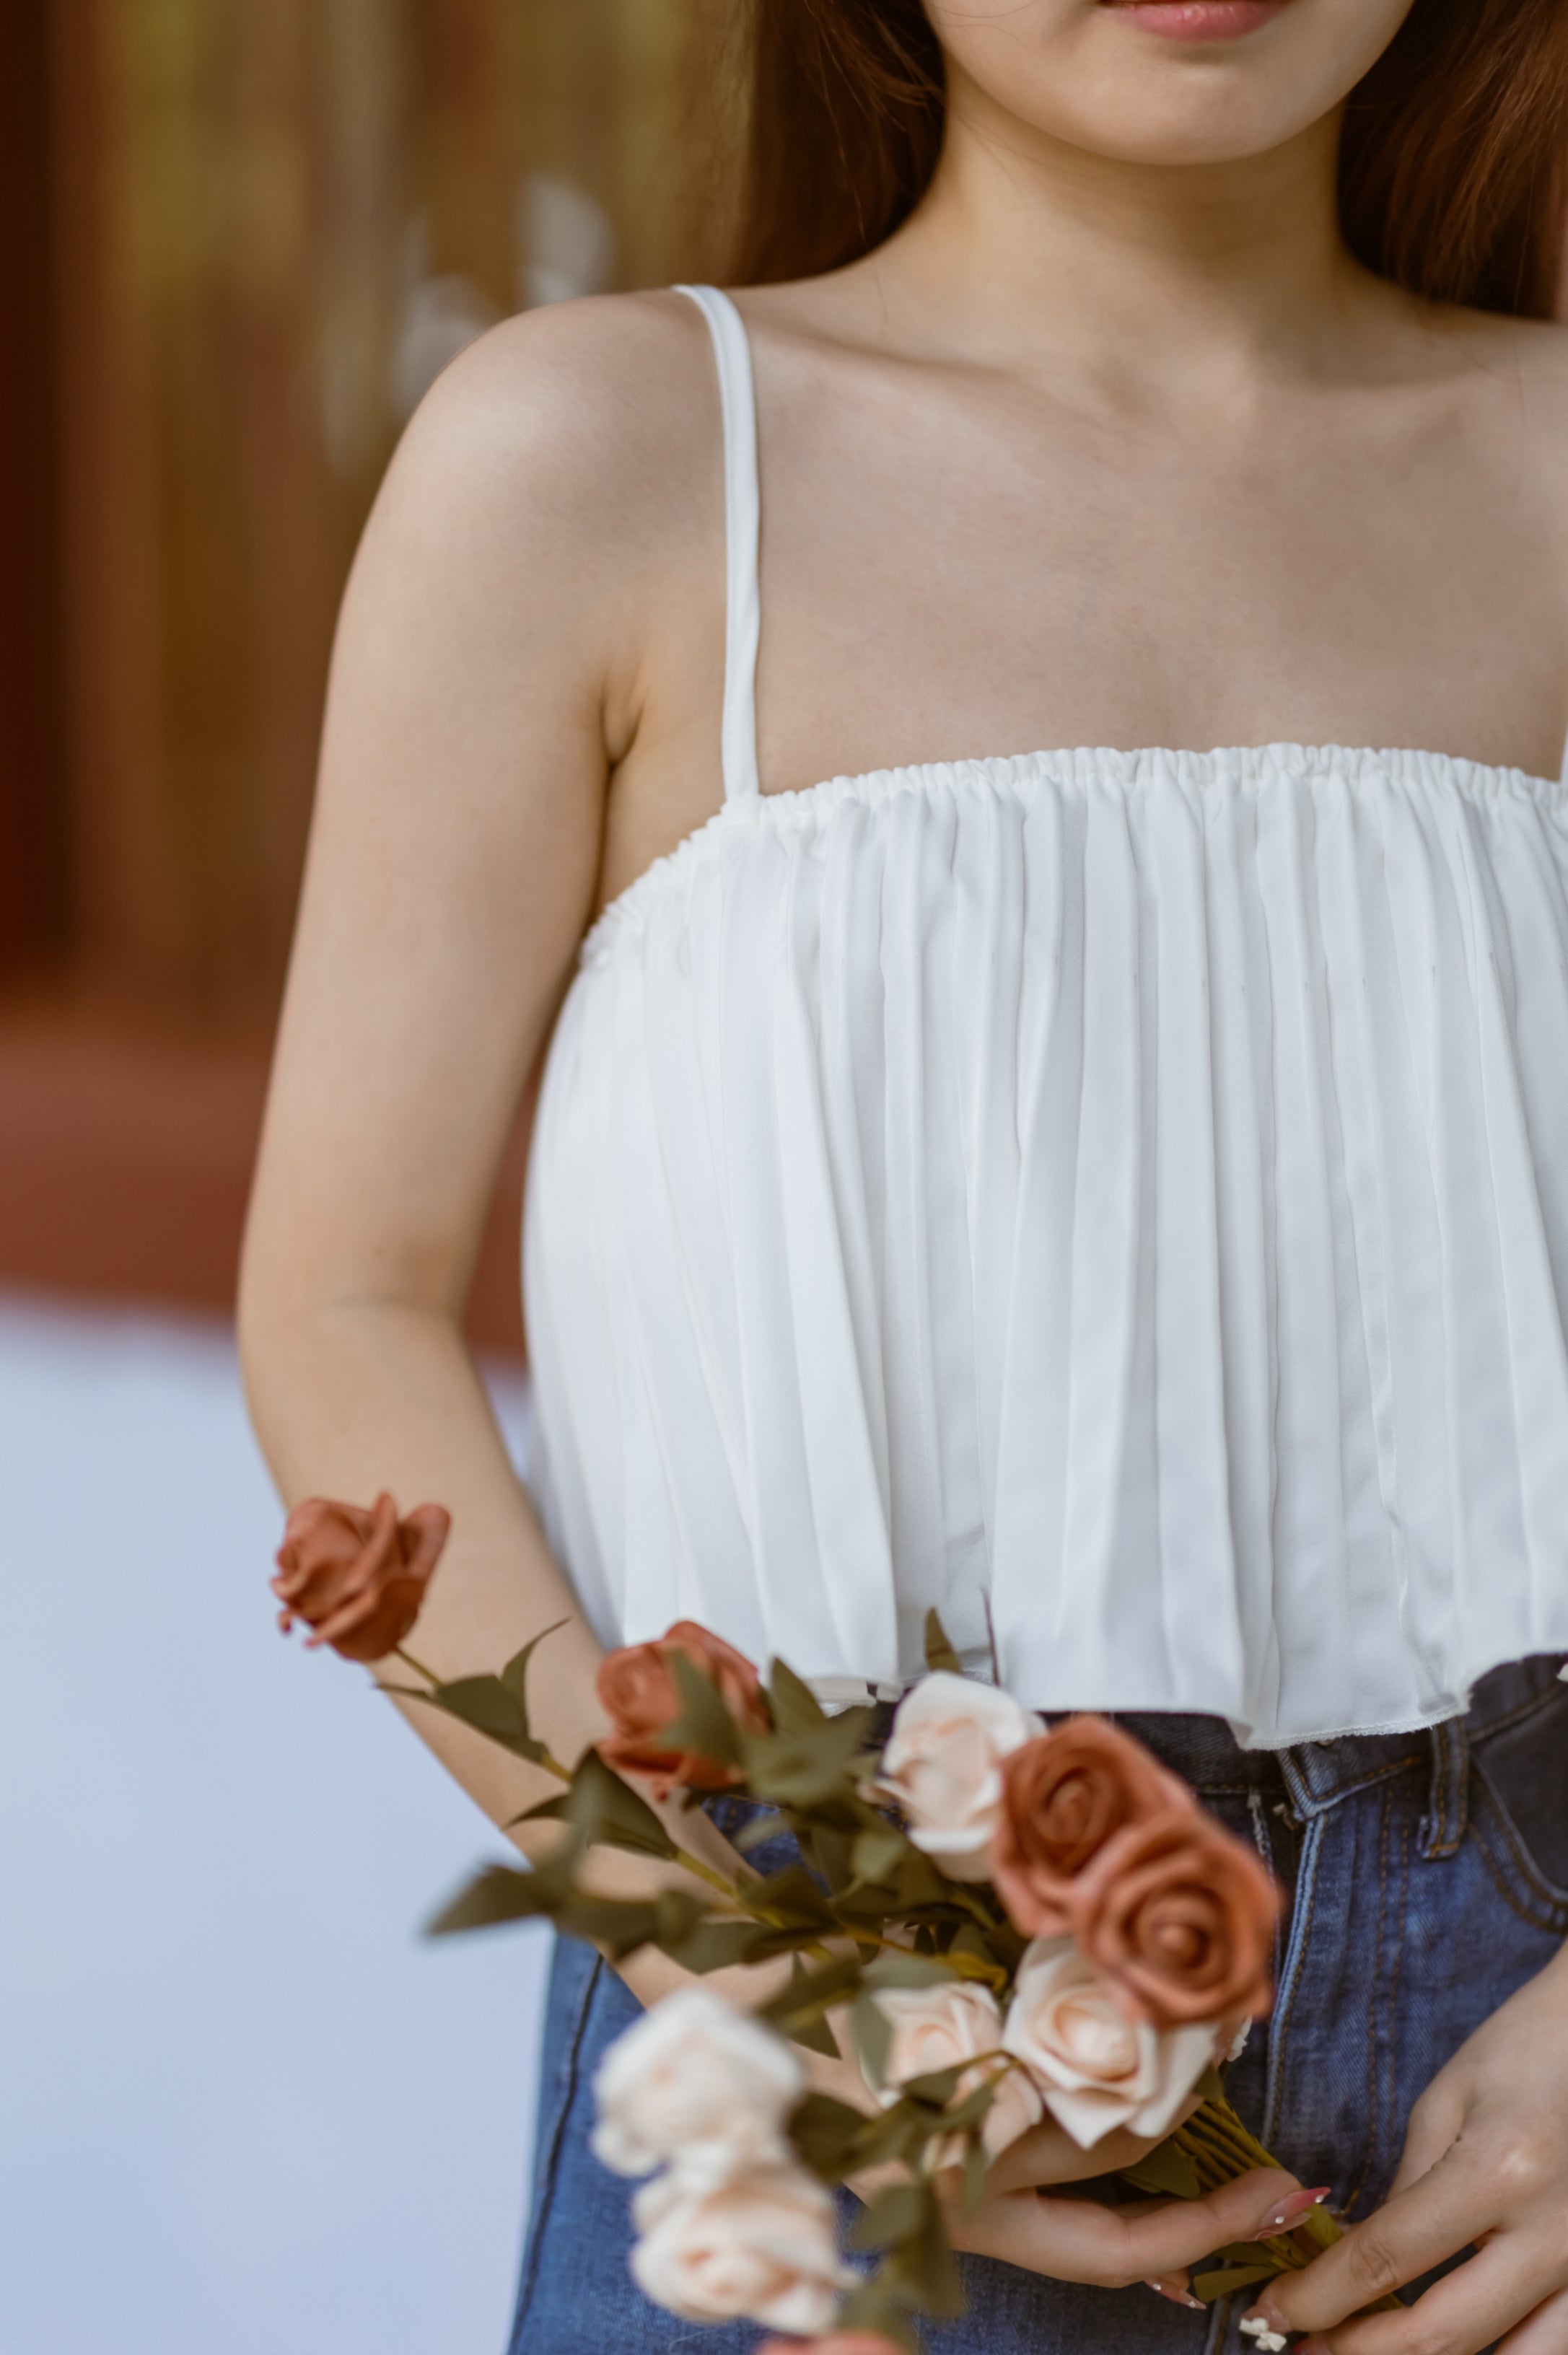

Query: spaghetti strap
[674,285,762,803]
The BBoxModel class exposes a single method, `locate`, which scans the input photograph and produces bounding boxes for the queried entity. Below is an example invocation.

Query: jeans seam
[509,1944,604,2353]
[1283,1750,1426,1815]
[1263,1811,1323,2149]
[1468,1770,1568,1933]
[1467,1680,1566,1747]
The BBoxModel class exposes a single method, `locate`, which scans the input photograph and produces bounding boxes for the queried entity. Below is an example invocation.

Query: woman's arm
[237,294,1297,2289]
[240,292,727,1877]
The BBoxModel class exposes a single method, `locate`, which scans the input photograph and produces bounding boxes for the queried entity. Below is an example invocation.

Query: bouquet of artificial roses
[274,1498,1378,2351]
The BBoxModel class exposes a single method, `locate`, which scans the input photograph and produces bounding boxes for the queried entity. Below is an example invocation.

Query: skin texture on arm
[242,294,654,1834]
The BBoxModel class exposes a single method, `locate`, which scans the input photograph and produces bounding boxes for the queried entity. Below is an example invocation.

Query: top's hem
[802,1653,1568,1750]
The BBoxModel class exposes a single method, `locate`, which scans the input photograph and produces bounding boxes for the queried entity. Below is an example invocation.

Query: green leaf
[837,2277,924,2354]
[849,2181,931,2253]
[903,2064,965,2108]
[766,1657,827,1733]
[1194,2061,1227,2104]
[851,1820,912,1884]
[566,1749,678,1861]
[1118,2136,1202,2201]
[657,1652,745,1767]
[1191,2263,1279,2305]
[924,1610,963,1676]
[885,1851,968,1912]
[932,2077,997,2136]
[863,1952,963,1992]
[747,1864,839,1931]
[411,1675,548,1762]
[663,1918,760,1975]
[499,1618,569,1716]
[846,2102,928,2172]
[762,1952,864,2033]
[745,1709,875,1809]
[882,2198,966,2317]
[784,2009,841,2058]
[852,1989,894,2089]
[962,2135,990,2215]
[424,1863,556,1937]
[787,2092,872,2180]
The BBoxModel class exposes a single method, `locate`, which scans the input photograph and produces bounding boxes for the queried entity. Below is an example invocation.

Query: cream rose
[1002,1936,1216,2150]
[874,1674,1042,1880]
[869,1980,1043,2164]
[592,1989,804,2185]
[630,2165,855,2333]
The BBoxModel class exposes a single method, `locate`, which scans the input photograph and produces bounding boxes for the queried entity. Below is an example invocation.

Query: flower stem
[393,1645,440,1685]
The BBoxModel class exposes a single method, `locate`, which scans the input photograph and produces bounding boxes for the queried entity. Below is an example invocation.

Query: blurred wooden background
[0,0,734,1346]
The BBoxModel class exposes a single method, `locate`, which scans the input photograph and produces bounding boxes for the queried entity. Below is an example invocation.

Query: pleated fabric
[523,744,1568,1748]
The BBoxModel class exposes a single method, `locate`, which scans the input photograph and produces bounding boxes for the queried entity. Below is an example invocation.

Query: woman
[240,2,1568,2349]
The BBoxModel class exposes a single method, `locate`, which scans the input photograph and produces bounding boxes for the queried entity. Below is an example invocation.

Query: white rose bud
[870,1979,1043,2165]
[874,1672,1042,1880]
[1002,1936,1216,2150]
[592,1988,804,2186]
[630,2165,856,2333]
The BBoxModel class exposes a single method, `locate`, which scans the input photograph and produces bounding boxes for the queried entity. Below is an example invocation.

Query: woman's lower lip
[1100,1,1292,40]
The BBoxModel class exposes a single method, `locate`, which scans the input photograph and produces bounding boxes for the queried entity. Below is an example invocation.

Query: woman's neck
[872,78,1380,395]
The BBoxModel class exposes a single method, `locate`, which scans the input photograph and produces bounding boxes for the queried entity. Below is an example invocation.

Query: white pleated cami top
[522,283,1568,1749]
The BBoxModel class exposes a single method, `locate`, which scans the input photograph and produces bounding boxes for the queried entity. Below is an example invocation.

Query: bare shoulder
[1440,306,1568,444]
[367,287,722,577]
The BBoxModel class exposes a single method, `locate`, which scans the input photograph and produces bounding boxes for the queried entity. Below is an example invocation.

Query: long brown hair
[732,0,1568,319]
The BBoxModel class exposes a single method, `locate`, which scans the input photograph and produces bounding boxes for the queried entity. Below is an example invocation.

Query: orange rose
[991,1716,1193,1935]
[272,1492,450,1663]
[1070,1806,1281,2027]
[596,1621,771,1798]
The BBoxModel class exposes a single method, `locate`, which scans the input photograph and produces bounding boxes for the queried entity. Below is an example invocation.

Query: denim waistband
[1089,1656,1564,1864]
[858,1655,1567,1856]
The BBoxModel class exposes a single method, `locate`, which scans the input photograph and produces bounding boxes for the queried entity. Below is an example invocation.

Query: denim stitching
[509,1945,605,2352]
[1346,1779,1393,2217]
[1467,1677,1567,1747]
[1281,1750,1426,1818]
[1468,1771,1568,1934]
[1263,1811,1324,2149]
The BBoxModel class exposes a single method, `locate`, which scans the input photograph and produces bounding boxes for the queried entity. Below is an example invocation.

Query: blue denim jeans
[508,1659,1568,2354]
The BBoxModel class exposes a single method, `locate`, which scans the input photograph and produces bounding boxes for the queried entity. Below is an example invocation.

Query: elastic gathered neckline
[578,741,1567,968]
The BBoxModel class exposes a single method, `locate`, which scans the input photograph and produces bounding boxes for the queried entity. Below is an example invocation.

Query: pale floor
[1,1293,551,2355]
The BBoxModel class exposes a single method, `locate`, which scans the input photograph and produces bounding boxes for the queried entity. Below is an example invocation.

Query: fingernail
[1252,2185,1331,2235]
[1144,2278,1204,2311]
[1238,2300,1290,2350]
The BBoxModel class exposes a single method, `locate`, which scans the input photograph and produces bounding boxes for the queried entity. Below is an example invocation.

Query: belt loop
[1418,1716,1470,1860]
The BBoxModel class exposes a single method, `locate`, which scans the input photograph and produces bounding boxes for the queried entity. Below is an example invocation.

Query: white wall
[1,1295,551,2355]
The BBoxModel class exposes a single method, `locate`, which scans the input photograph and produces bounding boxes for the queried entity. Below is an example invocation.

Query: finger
[1144,2273,1205,2314]
[986,2095,1209,2193]
[1499,2283,1568,2354]
[1385,2084,1465,2203]
[1259,2237,1556,2355]
[1249,2144,1489,2334]
[967,2167,1302,2287]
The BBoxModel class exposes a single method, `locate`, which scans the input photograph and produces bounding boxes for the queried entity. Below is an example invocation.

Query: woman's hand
[945,2121,1303,2309]
[1240,1944,1568,2353]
